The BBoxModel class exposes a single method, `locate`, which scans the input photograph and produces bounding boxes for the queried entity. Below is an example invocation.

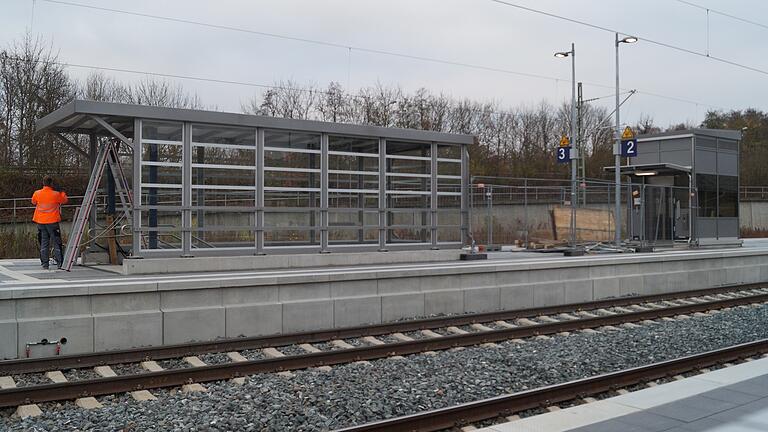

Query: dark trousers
[37,223,63,268]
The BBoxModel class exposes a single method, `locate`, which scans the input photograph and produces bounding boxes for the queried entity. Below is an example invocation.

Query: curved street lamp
[614,34,638,247]
[555,43,580,254]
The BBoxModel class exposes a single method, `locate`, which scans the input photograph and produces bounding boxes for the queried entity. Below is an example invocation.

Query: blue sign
[556,146,571,163]
[621,139,637,157]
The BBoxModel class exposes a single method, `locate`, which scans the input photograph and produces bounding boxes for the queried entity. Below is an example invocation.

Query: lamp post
[555,43,581,255]
[614,33,638,247]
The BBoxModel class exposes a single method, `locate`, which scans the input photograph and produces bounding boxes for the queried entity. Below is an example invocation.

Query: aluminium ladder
[60,140,133,271]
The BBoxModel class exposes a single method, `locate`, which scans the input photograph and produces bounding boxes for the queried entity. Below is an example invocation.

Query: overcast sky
[3,0,768,127]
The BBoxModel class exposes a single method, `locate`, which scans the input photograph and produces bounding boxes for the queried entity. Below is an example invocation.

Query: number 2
[627,141,635,154]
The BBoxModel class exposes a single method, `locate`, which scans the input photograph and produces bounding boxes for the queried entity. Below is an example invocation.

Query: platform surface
[1,238,767,290]
[478,351,768,432]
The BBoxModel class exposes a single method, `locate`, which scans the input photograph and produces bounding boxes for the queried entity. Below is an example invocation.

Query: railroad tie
[515,318,539,326]
[612,306,636,314]
[421,329,443,338]
[3,377,43,418]
[580,328,599,334]
[392,332,415,341]
[595,308,616,315]
[140,361,164,372]
[362,336,386,345]
[183,356,207,367]
[470,323,494,332]
[299,343,322,353]
[675,314,692,319]
[262,347,286,358]
[576,310,598,318]
[94,366,117,378]
[536,315,559,323]
[330,339,355,349]
[629,305,650,311]
[227,352,248,362]
[616,389,630,395]
[494,320,517,328]
[446,327,469,335]
[505,415,521,422]
[181,383,207,393]
[130,390,158,402]
[546,406,561,412]
[557,313,580,321]
[45,371,104,410]
[45,371,67,384]
[582,397,598,403]
[621,323,641,329]
[460,426,478,431]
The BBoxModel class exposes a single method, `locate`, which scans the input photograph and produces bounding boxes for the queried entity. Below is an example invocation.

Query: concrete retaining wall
[1,249,767,359]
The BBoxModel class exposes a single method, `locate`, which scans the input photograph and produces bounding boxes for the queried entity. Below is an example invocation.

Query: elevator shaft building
[36,101,474,257]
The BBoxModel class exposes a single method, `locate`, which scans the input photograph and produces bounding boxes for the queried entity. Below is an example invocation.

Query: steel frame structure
[36,101,474,257]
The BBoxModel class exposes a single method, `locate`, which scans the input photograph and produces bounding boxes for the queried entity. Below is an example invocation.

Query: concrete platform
[0,240,767,359]
[477,354,768,431]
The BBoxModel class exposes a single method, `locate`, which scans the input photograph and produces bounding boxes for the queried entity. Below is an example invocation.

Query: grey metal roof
[637,128,742,141]
[36,100,476,145]
[603,163,692,175]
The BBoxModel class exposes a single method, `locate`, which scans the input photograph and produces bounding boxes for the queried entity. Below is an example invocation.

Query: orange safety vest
[31,186,68,224]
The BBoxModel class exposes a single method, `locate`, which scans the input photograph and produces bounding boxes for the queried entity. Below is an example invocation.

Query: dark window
[264,130,320,150]
[718,175,738,217]
[697,174,717,217]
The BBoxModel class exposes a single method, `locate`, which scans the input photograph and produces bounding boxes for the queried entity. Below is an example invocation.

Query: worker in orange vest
[31,176,68,270]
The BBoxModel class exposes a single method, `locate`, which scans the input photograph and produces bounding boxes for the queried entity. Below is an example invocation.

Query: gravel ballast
[3,304,768,431]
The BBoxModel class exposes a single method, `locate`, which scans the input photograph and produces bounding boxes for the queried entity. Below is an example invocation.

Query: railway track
[1,283,767,412]
[336,338,768,432]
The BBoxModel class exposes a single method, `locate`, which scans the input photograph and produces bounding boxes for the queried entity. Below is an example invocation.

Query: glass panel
[697,174,717,217]
[193,147,255,166]
[264,211,319,228]
[388,194,429,209]
[192,189,255,207]
[192,211,254,228]
[193,167,255,187]
[329,211,378,227]
[386,141,430,157]
[387,176,430,192]
[265,230,319,245]
[437,227,461,242]
[192,230,255,248]
[387,158,430,174]
[329,154,378,172]
[437,144,461,159]
[141,190,181,207]
[718,175,738,217]
[328,173,378,191]
[329,136,378,153]
[141,210,182,228]
[437,162,461,176]
[264,191,320,208]
[329,228,378,243]
[142,121,182,141]
[265,151,320,169]
[437,177,461,193]
[438,210,461,226]
[328,193,378,209]
[388,210,429,227]
[192,125,255,146]
[438,195,461,209]
[264,130,320,150]
[141,166,182,185]
[142,143,182,163]
[264,171,320,189]
[387,228,430,243]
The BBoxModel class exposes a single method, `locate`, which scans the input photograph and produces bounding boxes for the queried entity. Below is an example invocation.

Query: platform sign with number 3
[556,146,571,163]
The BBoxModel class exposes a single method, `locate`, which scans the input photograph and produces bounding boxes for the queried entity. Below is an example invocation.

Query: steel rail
[0,290,766,408]
[335,338,768,432]
[0,283,764,375]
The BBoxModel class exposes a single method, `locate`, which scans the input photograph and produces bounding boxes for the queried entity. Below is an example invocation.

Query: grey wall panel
[659,150,692,166]
[633,140,660,165]
[695,149,717,174]
[718,152,738,176]
[697,217,717,239]
[718,218,739,238]
[658,138,692,152]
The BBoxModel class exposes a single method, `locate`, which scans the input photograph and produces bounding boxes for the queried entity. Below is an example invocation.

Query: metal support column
[255,128,265,255]
[181,123,192,257]
[378,138,387,251]
[569,42,578,251]
[430,142,438,249]
[88,134,97,241]
[320,133,330,253]
[131,119,142,257]
[614,32,622,246]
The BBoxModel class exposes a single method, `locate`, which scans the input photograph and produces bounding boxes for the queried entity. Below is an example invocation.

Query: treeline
[2,34,767,200]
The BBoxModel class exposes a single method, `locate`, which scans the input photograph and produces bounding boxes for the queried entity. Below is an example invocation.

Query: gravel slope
[3,304,768,431]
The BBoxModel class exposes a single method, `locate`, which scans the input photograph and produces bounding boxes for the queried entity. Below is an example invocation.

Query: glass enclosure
[134,119,469,255]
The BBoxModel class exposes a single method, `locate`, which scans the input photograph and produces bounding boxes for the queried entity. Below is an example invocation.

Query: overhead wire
[32,0,729,110]
[675,0,768,32]
[487,0,768,77]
